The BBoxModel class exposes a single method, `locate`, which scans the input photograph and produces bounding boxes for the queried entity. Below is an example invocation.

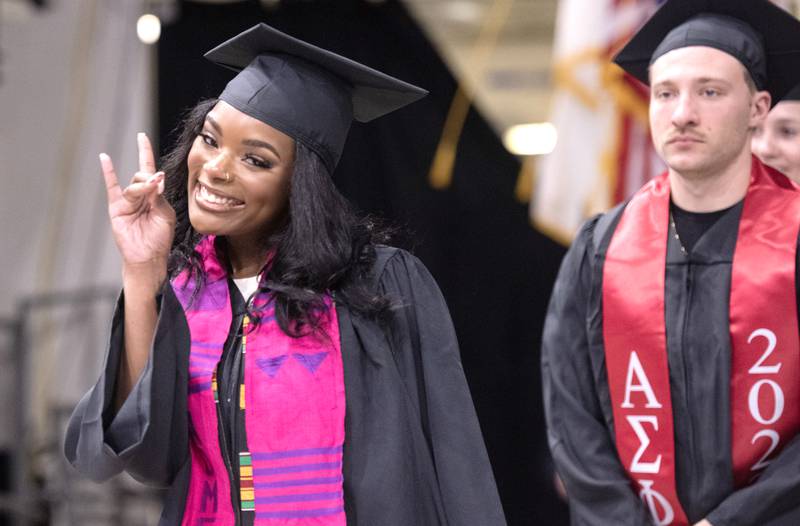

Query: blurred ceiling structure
[2,0,557,136]
[405,0,557,135]
[173,0,559,137]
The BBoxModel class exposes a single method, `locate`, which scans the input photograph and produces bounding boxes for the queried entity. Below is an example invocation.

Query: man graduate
[542,1,800,525]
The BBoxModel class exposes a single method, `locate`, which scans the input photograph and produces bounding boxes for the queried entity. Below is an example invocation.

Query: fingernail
[138,132,146,140]
[99,153,109,161]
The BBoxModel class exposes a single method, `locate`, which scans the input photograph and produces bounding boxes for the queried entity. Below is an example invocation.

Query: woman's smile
[193,181,245,212]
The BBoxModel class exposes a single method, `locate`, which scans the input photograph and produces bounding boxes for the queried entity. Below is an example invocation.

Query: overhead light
[440,1,484,24]
[503,123,558,156]
[137,14,162,45]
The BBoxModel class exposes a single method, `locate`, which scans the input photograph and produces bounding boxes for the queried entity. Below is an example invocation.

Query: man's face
[649,46,768,180]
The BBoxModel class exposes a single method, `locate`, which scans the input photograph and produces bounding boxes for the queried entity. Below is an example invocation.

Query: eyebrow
[206,115,223,135]
[773,118,800,126]
[652,77,730,87]
[696,77,731,86]
[205,115,282,160]
[242,138,282,160]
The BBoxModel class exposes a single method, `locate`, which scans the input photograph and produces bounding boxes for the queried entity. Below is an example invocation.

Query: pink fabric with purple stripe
[173,236,346,525]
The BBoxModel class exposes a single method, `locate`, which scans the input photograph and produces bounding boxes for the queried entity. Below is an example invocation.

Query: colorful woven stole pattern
[602,158,800,526]
[173,236,346,526]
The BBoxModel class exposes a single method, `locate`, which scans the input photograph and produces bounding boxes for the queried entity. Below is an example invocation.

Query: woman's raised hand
[101,133,176,288]
[102,133,176,405]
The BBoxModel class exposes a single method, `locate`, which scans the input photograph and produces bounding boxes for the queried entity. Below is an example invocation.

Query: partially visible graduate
[753,85,800,183]
[64,23,506,526]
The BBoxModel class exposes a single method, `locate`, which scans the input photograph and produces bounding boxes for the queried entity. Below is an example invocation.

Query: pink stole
[173,236,346,525]
[602,158,800,525]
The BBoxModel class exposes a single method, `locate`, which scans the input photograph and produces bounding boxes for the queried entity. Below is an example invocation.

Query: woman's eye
[200,133,217,147]
[702,88,719,97]
[245,155,273,169]
[781,127,798,138]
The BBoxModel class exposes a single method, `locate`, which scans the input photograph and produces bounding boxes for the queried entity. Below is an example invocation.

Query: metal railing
[1,287,163,526]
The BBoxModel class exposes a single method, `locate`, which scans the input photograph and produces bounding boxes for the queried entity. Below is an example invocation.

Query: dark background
[158,1,569,523]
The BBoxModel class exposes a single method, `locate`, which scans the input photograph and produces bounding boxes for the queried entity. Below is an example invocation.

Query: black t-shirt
[670,200,738,254]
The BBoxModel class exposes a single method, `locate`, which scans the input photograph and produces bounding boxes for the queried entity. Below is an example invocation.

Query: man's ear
[751,90,772,128]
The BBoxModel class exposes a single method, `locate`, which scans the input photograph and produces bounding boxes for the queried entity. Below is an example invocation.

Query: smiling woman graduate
[64,24,506,526]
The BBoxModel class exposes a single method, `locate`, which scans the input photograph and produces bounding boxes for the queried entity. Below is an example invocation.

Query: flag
[772,0,800,17]
[532,0,665,244]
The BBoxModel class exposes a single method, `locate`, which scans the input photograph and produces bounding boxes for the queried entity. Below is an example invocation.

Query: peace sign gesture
[101,133,176,277]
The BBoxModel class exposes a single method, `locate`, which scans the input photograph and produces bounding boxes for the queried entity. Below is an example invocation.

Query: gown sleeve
[63,284,190,487]
[704,394,800,522]
[377,249,508,526]
[704,433,800,525]
[541,219,653,526]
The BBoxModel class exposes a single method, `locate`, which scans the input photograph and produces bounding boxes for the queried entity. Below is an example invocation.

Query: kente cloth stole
[172,235,346,526]
[602,158,800,526]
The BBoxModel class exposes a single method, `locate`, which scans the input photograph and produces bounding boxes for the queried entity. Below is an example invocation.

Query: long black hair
[161,98,393,336]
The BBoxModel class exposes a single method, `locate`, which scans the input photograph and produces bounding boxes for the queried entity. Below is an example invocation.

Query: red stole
[602,158,800,525]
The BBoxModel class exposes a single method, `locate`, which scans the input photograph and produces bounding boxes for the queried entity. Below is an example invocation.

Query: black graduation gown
[64,247,507,526]
[542,202,800,526]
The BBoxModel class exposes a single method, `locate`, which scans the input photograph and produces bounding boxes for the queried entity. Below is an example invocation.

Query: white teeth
[198,184,240,206]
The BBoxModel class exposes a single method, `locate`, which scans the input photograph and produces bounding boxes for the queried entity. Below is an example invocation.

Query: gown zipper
[680,262,700,506]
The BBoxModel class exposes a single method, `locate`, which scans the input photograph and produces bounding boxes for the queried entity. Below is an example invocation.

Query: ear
[750,90,772,128]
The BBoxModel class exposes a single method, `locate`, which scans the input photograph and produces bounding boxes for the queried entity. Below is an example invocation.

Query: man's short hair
[743,67,757,94]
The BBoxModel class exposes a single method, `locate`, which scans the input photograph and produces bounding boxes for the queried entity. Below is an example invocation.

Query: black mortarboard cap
[613,0,800,105]
[205,23,428,172]
[783,84,800,101]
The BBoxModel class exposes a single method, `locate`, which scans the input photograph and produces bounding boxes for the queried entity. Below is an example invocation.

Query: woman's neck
[224,236,270,278]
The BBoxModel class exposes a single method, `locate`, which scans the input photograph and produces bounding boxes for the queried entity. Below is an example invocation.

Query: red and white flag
[532,0,665,244]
